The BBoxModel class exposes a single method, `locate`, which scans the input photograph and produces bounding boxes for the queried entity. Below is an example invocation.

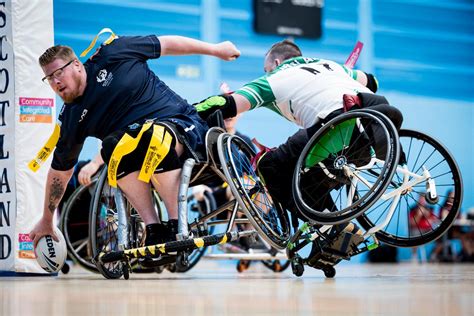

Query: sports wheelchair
[285,109,462,277]
[59,172,216,274]
[89,117,292,279]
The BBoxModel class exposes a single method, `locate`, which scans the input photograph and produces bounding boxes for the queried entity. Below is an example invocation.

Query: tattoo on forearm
[48,177,64,214]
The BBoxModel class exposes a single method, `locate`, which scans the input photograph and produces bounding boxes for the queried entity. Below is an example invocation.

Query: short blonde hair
[39,45,77,66]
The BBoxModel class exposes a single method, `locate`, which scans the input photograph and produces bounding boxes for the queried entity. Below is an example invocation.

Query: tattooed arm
[29,167,74,246]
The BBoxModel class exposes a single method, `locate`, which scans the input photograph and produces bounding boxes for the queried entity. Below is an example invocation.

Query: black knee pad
[386,106,403,131]
[101,132,122,165]
[257,151,293,208]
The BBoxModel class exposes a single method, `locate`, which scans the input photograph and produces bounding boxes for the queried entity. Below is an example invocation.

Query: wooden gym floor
[1,260,473,316]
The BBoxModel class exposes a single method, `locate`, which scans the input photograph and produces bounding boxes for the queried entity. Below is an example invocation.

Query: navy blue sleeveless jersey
[52,35,206,171]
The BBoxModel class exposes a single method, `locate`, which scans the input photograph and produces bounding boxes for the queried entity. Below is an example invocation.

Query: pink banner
[19,97,54,107]
[344,41,364,69]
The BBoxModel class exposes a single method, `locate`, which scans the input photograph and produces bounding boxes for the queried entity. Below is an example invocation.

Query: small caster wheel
[61,262,70,274]
[154,266,165,274]
[236,260,250,273]
[425,193,439,205]
[323,266,336,278]
[178,253,189,267]
[291,257,304,277]
[167,264,177,273]
[123,265,130,280]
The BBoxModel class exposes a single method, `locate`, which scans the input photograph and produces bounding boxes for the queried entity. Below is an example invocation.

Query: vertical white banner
[12,0,55,273]
[0,0,54,274]
[0,0,16,272]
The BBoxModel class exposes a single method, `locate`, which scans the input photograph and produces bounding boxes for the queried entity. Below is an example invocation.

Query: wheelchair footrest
[99,230,257,264]
[306,230,365,269]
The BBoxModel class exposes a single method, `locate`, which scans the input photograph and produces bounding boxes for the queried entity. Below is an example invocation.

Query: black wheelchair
[286,109,462,277]
[59,173,216,274]
[89,115,292,279]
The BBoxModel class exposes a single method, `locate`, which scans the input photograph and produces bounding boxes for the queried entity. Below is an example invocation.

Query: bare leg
[117,172,159,225]
[117,140,184,224]
[151,140,184,220]
[151,169,182,220]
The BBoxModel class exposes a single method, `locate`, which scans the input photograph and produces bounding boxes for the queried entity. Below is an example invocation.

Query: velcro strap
[108,122,153,187]
[28,123,61,172]
[138,125,173,183]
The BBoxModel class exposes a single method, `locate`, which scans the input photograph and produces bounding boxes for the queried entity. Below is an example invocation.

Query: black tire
[293,110,400,224]
[357,129,463,247]
[291,256,305,277]
[89,168,126,279]
[261,259,290,272]
[218,134,291,250]
[89,168,153,278]
[323,266,336,278]
[59,180,98,273]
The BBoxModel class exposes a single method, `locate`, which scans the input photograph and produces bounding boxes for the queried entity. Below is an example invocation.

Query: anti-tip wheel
[323,266,336,278]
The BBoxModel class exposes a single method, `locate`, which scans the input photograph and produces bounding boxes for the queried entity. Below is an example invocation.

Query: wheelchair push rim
[60,180,98,273]
[218,134,291,250]
[293,110,400,225]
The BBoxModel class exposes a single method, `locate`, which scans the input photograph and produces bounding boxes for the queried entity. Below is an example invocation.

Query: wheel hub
[333,156,347,169]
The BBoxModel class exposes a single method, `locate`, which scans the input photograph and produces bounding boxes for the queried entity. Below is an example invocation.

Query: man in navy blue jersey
[30,35,240,254]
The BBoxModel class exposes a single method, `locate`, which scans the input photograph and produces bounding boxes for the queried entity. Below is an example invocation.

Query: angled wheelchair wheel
[357,129,462,247]
[59,180,98,273]
[90,168,158,278]
[293,110,400,224]
[218,134,291,250]
[90,168,127,279]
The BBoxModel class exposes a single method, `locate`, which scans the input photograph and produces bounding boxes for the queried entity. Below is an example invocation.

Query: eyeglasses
[42,59,75,83]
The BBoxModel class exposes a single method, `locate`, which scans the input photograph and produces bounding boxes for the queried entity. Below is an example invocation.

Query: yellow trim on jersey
[108,122,153,187]
[28,123,61,172]
[80,28,118,58]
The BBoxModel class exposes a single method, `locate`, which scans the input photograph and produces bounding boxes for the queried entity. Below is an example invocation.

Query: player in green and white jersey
[195,40,403,214]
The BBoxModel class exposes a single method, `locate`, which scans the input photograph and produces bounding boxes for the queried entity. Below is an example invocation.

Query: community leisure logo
[19,97,54,123]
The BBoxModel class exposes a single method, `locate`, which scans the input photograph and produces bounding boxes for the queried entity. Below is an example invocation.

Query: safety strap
[80,27,118,58]
[28,123,61,172]
[138,124,173,183]
[108,122,153,187]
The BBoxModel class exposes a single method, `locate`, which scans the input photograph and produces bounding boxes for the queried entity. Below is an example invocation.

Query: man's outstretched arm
[158,36,240,61]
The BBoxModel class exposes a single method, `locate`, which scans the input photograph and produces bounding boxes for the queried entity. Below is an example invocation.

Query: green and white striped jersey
[234,57,373,128]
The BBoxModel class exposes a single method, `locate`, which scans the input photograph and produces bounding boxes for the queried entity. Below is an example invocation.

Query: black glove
[365,73,379,93]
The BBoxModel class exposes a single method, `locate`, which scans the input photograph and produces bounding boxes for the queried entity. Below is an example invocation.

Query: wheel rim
[90,168,125,278]
[218,134,290,249]
[357,129,462,247]
[293,111,399,224]
[61,183,97,272]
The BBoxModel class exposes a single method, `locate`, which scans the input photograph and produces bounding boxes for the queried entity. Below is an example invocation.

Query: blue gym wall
[53,0,474,261]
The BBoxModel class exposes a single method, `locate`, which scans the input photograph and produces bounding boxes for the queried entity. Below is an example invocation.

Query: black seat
[185,110,227,186]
